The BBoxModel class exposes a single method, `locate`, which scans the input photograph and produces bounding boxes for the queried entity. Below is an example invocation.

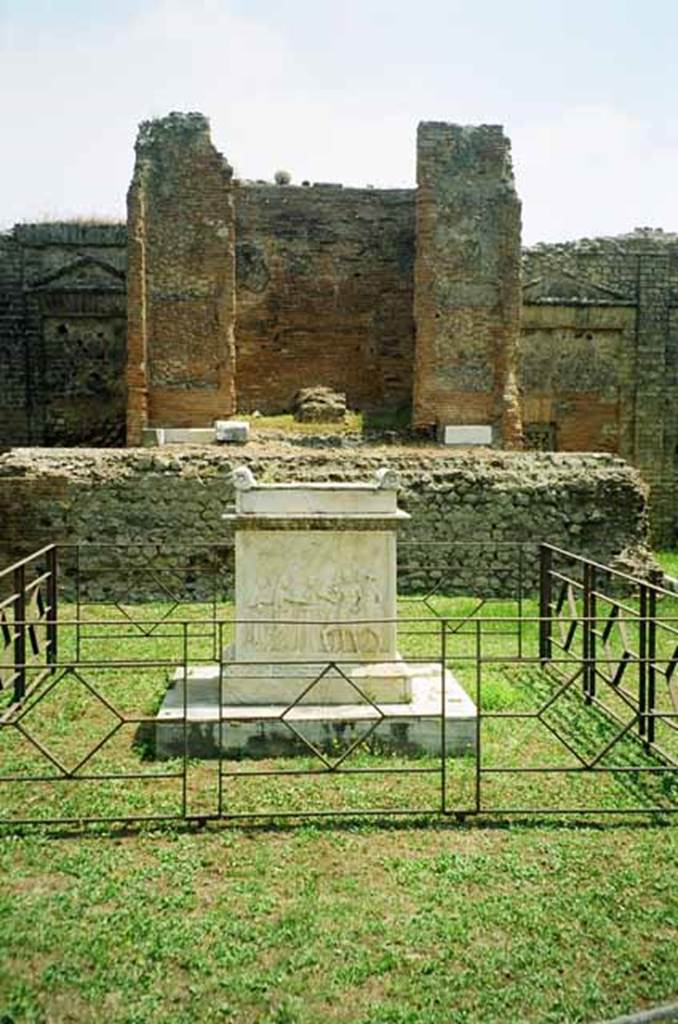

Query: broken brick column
[412,122,523,446]
[126,112,236,444]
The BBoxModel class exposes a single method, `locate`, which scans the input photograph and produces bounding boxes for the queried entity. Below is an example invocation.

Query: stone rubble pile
[294,386,347,423]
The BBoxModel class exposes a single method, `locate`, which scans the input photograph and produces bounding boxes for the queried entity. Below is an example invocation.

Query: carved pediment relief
[26,255,125,293]
[523,271,630,305]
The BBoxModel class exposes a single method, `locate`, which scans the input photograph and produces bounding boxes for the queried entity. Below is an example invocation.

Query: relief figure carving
[243,568,385,652]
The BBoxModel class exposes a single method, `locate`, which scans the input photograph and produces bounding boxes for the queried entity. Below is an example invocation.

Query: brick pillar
[412,123,523,446]
[126,112,236,444]
[126,158,149,445]
[634,253,673,542]
[0,234,32,444]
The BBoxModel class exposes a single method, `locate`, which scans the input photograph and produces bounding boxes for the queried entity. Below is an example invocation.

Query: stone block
[174,658,413,706]
[223,468,410,697]
[144,427,215,445]
[237,483,398,516]
[439,424,493,446]
[233,529,399,666]
[215,419,250,443]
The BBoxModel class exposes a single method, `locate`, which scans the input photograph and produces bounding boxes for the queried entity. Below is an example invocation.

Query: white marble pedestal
[155,467,477,759]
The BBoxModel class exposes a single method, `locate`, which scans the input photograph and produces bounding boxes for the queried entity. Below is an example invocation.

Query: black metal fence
[539,544,677,762]
[0,544,58,702]
[0,542,675,827]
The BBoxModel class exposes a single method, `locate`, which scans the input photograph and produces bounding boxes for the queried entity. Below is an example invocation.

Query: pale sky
[1,0,677,243]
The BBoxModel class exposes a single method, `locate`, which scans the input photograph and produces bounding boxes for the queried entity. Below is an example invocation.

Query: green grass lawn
[0,817,675,1023]
[657,550,678,579]
[0,586,676,1022]
[236,405,411,435]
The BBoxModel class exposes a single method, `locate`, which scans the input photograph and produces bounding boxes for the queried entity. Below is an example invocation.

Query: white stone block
[172,658,413,706]
[147,427,216,444]
[439,424,493,446]
[215,419,250,443]
[142,427,216,445]
[237,485,397,516]
[231,469,401,516]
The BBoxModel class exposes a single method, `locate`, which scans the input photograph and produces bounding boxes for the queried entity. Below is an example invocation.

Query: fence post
[475,617,481,815]
[539,545,553,663]
[638,584,647,740]
[46,546,58,670]
[517,545,524,660]
[582,562,596,704]
[647,585,657,744]
[13,565,26,702]
[440,617,447,814]
[75,545,81,663]
[589,566,597,702]
[181,620,188,820]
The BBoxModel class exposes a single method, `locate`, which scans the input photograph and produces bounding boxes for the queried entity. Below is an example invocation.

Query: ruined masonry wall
[126,113,237,442]
[519,304,637,455]
[0,233,28,445]
[235,184,415,415]
[0,447,649,599]
[0,223,127,446]
[413,123,523,443]
[523,233,678,546]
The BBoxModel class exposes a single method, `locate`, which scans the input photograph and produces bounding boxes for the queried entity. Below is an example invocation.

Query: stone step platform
[155,662,477,759]
[187,657,415,706]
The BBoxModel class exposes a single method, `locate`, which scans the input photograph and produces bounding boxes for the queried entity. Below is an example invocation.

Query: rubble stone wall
[0,447,650,599]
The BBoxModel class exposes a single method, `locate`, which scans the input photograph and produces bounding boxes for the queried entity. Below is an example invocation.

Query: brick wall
[523,231,678,545]
[519,304,636,455]
[234,184,415,416]
[0,233,29,444]
[1,117,677,546]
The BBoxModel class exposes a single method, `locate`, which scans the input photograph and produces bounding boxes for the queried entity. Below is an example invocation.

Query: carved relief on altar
[235,530,397,659]
[240,568,389,655]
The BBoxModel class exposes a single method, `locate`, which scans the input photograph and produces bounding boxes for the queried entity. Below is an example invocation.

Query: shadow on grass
[503,665,678,811]
[3,806,675,844]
